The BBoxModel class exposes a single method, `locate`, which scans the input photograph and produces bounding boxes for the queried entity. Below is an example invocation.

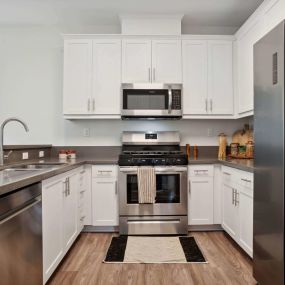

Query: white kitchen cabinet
[151,39,182,83]
[208,41,233,115]
[122,39,182,84]
[182,40,208,115]
[238,184,253,256]
[236,19,263,115]
[182,39,233,116]
[77,166,92,231]
[63,38,121,118]
[188,165,214,225]
[92,39,121,115]
[122,39,152,83]
[222,181,239,239]
[221,166,253,257]
[42,177,64,284]
[92,165,119,227]
[62,173,78,251]
[42,167,87,284]
[63,39,92,115]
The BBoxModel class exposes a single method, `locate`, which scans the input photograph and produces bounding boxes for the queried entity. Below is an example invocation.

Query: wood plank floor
[48,232,257,285]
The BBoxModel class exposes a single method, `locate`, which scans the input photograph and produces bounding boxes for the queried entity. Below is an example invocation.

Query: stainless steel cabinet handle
[153,68,156,82]
[188,180,191,194]
[115,181,118,195]
[210,99,213,112]
[241,178,251,183]
[80,190,86,194]
[148,68,151,82]
[223,172,231,176]
[205,99,208,112]
[67,178,70,196]
[98,170,112,173]
[80,216,86,221]
[63,179,68,196]
[87,98,90,111]
[232,188,235,205]
[92,98,95,112]
[80,170,86,175]
[235,190,239,206]
[192,181,209,183]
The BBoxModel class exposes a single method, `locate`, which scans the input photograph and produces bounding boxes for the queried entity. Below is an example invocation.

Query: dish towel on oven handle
[137,167,156,204]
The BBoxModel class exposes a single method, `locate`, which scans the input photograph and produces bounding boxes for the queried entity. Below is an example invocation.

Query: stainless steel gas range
[118,131,188,235]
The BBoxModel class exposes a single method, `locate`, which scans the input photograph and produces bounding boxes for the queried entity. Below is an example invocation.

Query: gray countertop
[0,155,253,197]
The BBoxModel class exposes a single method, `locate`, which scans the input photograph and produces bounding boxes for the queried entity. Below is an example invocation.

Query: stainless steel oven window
[126,173,180,204]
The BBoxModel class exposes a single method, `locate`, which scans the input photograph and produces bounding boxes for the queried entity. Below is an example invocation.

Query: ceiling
[0,0,263,34]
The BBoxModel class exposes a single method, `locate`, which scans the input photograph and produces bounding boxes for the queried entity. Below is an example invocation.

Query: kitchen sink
[7,163,67,170]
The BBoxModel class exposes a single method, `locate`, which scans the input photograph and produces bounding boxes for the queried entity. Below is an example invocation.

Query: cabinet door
[152,39,182,83]
[42,179,64,284]
[92,178,118,226]
[92,39,121,115]
[63,173,78,251]
[182,40,208,115]
[63,40,92,114]
[122,39,151,83]
[188,177,214,225]
[222,183,238,239]
[208,41,233,115]
[237,19,263,114]
[238,187,253,257]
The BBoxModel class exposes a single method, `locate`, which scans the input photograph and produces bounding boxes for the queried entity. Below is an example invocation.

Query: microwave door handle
[168,87,172,114]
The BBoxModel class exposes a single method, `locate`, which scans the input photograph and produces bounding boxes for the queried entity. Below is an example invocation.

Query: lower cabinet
[188,165,214,225]
[221,166,253,257]
[92,165,119,227]
[42,166,92,284]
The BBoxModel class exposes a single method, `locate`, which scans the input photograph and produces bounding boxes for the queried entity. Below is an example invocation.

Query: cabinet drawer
[189,165,214,177]
[92,165,117,178]
[237,172,253,190]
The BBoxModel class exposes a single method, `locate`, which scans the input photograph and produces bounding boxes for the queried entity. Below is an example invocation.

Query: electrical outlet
[207,128,213,137]
[39,151,44,158]
[22,152,29,160]
[83,128,90,137]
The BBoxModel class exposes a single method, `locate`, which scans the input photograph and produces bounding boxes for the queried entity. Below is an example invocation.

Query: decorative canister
[230,143,239,157]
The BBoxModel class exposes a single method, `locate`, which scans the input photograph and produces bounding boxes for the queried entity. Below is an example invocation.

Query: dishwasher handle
[0,196,41,225]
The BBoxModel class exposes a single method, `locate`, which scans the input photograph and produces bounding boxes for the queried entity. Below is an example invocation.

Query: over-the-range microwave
[121,83,182,120]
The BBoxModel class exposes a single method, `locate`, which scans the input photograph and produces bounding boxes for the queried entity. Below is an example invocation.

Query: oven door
[119,166,187,216]
[121,86,182,119]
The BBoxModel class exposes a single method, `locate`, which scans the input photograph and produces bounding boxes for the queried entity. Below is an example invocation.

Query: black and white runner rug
[104,236,207,263]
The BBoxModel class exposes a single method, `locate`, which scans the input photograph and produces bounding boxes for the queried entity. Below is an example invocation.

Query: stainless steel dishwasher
[0,183,42,285]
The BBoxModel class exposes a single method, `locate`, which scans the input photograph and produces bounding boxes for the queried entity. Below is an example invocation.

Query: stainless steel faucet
[0,117,29,165]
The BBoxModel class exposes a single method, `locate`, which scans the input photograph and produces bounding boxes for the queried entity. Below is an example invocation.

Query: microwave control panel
[172,90,181,109]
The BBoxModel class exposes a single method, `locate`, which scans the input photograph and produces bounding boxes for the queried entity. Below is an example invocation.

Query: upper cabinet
[63,38,121,118]
[236,20,263,115]
[151,40,182,83]
[122,39,182,84]
[122,39,152,83]
[92,39,121,115]
[182,39,233,117]
[63,40,92,115]
[235,0,285,116]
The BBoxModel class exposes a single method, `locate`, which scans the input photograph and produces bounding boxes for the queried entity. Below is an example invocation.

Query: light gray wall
[0,26,249,146]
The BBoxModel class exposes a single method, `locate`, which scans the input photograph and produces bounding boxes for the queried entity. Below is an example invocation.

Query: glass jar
[246,141,254,158]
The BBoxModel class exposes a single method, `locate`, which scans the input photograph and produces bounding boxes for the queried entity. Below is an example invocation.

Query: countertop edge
[0,158,253,196]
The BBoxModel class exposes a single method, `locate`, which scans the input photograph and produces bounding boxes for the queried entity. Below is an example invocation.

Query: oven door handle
[119,166,187,173]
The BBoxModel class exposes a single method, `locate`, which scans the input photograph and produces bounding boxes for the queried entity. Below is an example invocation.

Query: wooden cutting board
[232,129,254,146]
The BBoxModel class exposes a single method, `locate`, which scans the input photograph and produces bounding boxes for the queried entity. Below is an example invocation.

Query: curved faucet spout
[0,117,29,165]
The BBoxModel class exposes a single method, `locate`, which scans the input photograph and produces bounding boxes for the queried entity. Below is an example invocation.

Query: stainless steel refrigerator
[253,20,284,285]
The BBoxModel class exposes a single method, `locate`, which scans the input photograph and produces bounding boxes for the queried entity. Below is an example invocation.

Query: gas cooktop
[118,131,188,166]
